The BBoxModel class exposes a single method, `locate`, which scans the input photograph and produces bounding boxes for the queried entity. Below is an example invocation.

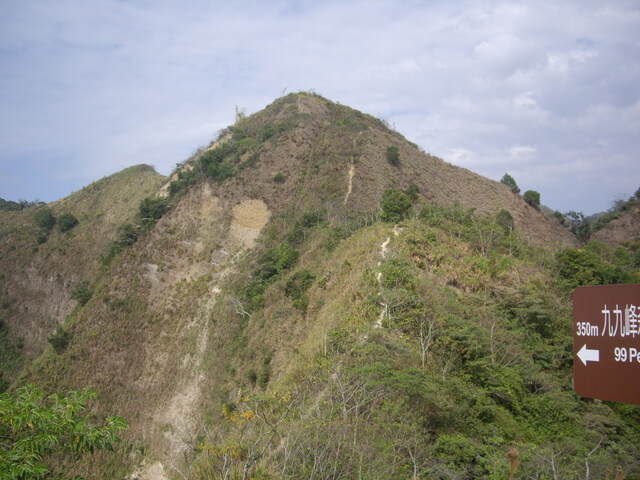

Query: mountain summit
[2,93,637,479]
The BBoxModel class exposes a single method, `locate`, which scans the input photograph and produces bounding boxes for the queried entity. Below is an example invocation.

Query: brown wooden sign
[573,284,640,404]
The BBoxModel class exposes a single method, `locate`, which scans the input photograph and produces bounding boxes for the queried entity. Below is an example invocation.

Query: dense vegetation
[0,385,126,479]
[0,198,44,211]
[179,198,640,479]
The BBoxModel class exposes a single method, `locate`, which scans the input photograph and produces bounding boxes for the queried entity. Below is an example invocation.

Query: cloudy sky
[1,1,639,215]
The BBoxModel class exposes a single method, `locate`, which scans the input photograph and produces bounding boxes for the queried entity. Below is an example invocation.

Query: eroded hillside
[4,93,636,480]
[0,165,166,371]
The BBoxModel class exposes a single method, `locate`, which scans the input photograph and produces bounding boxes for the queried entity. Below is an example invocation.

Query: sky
[1,1,639,215]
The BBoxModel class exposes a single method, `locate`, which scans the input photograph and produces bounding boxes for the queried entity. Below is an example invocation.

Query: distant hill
[591,201,640,247]
[0,165,166,360]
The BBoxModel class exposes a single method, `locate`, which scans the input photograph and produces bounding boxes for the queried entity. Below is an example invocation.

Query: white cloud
[0,0,638,215]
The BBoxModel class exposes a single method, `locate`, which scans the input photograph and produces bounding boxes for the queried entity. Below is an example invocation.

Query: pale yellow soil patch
[344,165,355,205]
[130,460,169,480]
[229,199,271,248]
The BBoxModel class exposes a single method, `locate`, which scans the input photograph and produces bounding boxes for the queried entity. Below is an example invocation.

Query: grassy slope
[8,93,627,479]
[0,165,166,381]
[202,208,640,479]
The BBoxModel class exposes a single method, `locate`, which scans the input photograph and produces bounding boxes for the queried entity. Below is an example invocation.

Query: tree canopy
[0,384,127,479]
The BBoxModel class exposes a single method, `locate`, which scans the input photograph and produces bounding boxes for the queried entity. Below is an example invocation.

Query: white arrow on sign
[577,344,600,366]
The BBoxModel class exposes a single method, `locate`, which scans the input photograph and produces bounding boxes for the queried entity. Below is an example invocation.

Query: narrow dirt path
[374,226,402,328]
[343,165,355,205]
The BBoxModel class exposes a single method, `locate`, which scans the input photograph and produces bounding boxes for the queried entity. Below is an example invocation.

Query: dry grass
[1,92,586,478]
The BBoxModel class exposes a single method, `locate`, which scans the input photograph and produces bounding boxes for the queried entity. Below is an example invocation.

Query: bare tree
[417,315,436,368]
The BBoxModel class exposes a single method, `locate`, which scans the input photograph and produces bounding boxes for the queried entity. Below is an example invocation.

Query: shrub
[139,197,168,229]
[248,368,258,385]
[276,242,299,273]
[386,145,400,166]
[259,124,276,141]
[555,243,639,288]
[273,172,286,183]
[34,208,56,231]
[565,211,591,239]
[198,142,236,182]
[0,385,127,478]
[523,190,540,208]
[406,183,420,202]
[285,269,315,312]
[48,326,71,354]
[301,210,325,227]
[71,281,92,306]
[57,213,79,232]
[553,210,564,223]
[381,188,411,222]
[496,209,514,234]
[500,173,520,194]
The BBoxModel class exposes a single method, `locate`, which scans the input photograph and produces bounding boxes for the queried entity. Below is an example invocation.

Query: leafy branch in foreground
[0,384,127,479]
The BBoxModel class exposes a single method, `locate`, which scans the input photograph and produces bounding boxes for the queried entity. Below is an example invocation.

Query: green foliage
[301,211,325,228]
[245,242,300,311]
[406,183,420,202]
[0,384,127,479]
[553,210,565,223]
[385,145,400,166]
[247,369,257,386]
[556,241,640,289]
[434,434,479,467]
[71,281,93,306]
[0,198,43,211]
[272,172,285,183]
[379,258,418,290]
[57,213,79,232]
[102,196,170,265]
[380,188,411,223]
[258,124,276,141]
[34,208,56,231]
[47,326,71,354]
[496,209,515,234]
[275,242,299,273]
[523,190,540,208]
[138,197,168,229]
[565,211,591,239]
[285,269,315,312]
[500,173,520,194]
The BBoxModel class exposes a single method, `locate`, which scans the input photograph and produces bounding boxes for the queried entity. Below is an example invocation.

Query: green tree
[386,145,400,166]
[566,211,591,239]
[57,213,79,232]
[381,188,411,222]
[500,174,520,194]
[34,209,56,231]
[406,183,420,202]
[0,384,127,479]
[138,197,168,229]
[495,209,515,234]
[523,190,540,208]
[276,242,299,273]
[71,281,93,306]
[47,326,71,354]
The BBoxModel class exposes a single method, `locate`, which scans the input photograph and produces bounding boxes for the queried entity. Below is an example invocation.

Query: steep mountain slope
[6,93,635,479]
[591,202,640,247]
[0,165,166,374]
[181,93,573,248]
